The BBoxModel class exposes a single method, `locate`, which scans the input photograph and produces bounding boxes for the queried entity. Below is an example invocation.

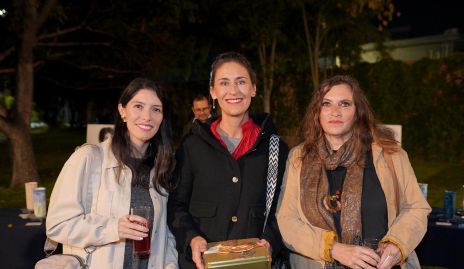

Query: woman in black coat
[167,52,289,269]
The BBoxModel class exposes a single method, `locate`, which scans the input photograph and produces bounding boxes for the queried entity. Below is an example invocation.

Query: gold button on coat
[232,177,239,183]
[231,216,238,222]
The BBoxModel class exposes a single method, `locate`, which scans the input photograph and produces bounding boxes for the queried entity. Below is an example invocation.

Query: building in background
[361,28,464,64]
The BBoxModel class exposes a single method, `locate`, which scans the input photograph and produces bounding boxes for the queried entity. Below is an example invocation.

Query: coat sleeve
[46,146,119,248]
[261,139,289,258]
[167,141,201,259]
[382,149,431,260]
[276,146,336,262]
[164,227,179,269]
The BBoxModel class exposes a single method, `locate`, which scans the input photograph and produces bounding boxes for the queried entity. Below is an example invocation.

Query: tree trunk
[9,125,39,188]
[258,37,277,113]
[7,0,39,188]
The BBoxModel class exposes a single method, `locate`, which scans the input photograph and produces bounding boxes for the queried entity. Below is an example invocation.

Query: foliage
[411,56,464,160]
[0,0,461,188]
[0,92,14,109]
[350,56,464,161]
[295,0,394,90]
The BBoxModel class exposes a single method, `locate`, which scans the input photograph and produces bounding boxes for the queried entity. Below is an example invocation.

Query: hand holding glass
[131,206,152,256]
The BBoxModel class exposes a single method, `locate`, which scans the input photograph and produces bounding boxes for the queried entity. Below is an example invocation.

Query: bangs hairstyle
[209,51,257,86]
[300,75,398,162]
[111,77,175,194]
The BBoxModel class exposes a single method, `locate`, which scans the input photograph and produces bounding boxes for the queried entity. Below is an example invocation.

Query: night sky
[388,0,464,38]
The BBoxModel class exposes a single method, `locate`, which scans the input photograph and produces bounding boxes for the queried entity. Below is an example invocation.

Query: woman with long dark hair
[46,78,178,268]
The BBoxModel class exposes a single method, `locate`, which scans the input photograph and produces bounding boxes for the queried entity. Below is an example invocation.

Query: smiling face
[209,61,256,120]
[319,83,356,149]
[118,89,163,152]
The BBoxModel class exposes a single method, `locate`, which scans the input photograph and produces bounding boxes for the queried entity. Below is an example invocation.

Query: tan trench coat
[276,143,431,269]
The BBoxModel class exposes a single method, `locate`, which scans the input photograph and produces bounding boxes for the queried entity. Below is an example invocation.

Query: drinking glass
[418,183,428,199]
[131,206,151,256]
[443,190,456,219]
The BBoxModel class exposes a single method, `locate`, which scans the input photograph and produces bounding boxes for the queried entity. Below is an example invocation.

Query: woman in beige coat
[276,75,430,269]
[46,78,178,269]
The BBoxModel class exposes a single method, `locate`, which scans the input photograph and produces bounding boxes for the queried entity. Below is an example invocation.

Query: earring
[212,99,216,110]
[121,116,127,123]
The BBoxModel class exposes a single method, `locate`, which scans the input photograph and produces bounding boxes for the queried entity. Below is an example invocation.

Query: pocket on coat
[190,202,217,236]
[247,206,266,236]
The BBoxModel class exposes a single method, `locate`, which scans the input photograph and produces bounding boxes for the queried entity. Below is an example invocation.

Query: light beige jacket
[46,139,178,269]
[276,143,431,269]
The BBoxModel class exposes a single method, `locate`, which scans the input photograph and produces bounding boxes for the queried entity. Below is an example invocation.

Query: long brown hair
[112,77,175,194]
[300,75,399,162]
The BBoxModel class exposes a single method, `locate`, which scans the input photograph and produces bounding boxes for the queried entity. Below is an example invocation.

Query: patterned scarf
[300,137,365,243]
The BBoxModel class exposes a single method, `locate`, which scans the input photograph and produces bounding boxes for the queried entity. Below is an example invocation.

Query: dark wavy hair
[98,127,114,142]
[111,77,174,194]
[300,75,399,162]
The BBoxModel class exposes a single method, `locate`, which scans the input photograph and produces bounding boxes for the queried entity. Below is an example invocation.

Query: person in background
[276,75,431,269]
[98,127,114,142]
[46,78,178,269]
[168,52,289,269]
[182,95,212,137]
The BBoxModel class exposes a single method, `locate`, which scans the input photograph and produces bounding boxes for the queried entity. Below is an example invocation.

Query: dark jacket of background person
[167,113,289,269]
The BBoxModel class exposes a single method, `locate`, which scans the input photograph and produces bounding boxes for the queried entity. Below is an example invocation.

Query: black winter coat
[167,113,289,269]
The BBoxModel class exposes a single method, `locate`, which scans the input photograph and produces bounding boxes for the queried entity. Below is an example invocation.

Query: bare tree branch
[81,65,138,74]
[37,76,92,90]
[0,61,43,74]
[85,26,115,38]
[0,47,16,63]
[38,42,111,47]
[46,57,139,74]
[38,24,85,40]
[0,68,16,74]
[46,52,74,58]
[37,0,59,29]
[84,0,97,23]
[36,76,126,91]
[37,0,99,40]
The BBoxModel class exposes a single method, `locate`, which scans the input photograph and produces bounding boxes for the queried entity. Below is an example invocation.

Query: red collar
[210,117,261,159]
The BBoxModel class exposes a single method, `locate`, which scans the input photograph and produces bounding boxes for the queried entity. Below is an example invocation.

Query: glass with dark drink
[131,206,152,256]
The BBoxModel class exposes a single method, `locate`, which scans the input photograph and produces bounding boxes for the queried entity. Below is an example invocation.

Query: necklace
[323,189,342,213]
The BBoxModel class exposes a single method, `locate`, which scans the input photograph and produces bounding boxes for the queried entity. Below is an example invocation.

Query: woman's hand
[377,243,401,269]
[190,236,208,269]
[118,214,149,241]
[256,239,273,261]
[331,242,380,269]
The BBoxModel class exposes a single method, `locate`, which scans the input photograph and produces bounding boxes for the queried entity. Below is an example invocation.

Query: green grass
[411,158,464,209]
[1,128,463,210]
[0,127,86,207]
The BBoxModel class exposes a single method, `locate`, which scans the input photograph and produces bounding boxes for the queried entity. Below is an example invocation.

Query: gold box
[203,238,271,269]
